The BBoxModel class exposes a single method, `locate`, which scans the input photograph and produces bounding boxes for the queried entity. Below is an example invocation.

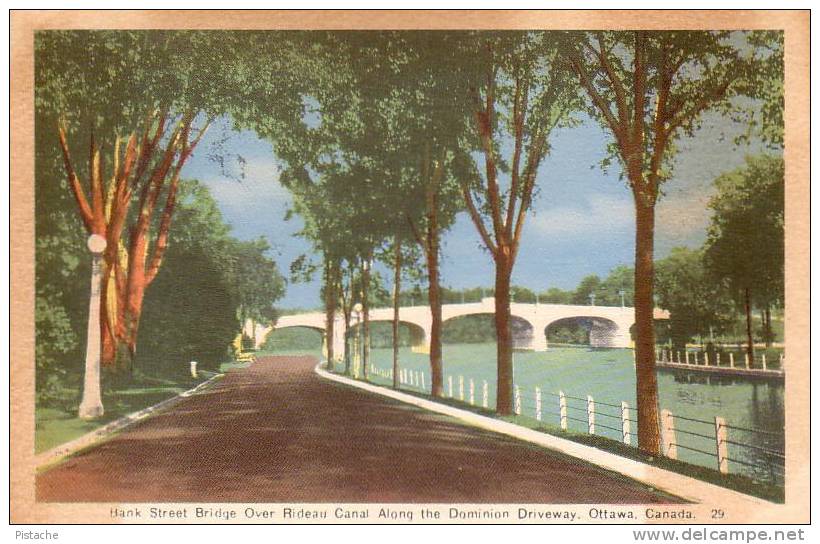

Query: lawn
[35,370,221,454]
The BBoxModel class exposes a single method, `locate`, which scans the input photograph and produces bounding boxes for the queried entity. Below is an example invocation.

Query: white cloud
[530,194,634,239]
[198,155,291,215]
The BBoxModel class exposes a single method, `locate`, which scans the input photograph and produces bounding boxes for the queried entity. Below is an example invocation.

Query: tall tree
[561,30,781,453]
[456,32,578,414]
[704,154,784,358]
[36,31,231,369]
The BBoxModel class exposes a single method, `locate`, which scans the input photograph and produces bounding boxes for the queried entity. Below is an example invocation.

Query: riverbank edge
[314,362,772,508]
[35,372,225,470]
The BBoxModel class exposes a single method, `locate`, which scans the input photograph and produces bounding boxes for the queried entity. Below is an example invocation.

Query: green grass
[35,370,221,454]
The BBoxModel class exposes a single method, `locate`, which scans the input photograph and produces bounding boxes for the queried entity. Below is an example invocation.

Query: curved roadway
[37,355,680,503]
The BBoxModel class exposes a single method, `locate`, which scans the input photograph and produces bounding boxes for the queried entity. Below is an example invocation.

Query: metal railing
[360,364,785,487]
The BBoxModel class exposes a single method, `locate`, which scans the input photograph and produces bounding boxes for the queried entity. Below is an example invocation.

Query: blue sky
[181,112,765,309]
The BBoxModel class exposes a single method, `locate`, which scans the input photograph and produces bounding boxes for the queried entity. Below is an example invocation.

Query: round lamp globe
[87,234,107,254]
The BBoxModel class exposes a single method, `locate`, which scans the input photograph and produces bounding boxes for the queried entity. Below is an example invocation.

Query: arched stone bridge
[247,298,669,361]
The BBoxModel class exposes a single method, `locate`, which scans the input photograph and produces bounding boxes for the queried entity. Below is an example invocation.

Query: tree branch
[57,121,94,233]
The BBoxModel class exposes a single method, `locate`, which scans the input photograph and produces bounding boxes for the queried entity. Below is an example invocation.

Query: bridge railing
[359,361,784,488]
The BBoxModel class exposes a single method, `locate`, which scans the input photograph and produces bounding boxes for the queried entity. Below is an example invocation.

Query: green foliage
[261,327,323,352]
[35,292,80,404]
[704,154,785,309]
[137,180,285,373]
[655,247,736,348]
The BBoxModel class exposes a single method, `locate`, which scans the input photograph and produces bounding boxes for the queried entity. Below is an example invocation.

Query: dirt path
[37,355,681,503]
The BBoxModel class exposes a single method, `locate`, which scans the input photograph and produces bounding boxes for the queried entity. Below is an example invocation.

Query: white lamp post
[78,234,107,420]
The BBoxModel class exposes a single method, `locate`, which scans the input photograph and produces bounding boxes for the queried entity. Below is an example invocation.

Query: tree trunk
[421,214,445,400]
[392,236,402,389]
[324,258,338,370]
[744,286,755,361]
[99,264,118,366]
[343,310,352,376]
[361,256,371,379]
[494,251,514,415]
[765,306,772,347]
[634,198,661,455]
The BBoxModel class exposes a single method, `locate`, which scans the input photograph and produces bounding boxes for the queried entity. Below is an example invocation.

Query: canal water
[334,343,785,485]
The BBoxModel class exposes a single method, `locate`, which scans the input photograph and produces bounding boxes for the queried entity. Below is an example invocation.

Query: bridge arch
[260,324,325,352]
[441,312,535,349]
[545,315,624,348]
[349,319,427,350]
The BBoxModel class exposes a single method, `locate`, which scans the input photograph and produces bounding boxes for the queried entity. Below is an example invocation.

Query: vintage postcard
[9,9,810,527]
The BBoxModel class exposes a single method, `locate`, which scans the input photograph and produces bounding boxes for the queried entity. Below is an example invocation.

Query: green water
[329,343,785,485]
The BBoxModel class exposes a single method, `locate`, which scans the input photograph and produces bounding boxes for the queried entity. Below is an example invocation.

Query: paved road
[37,356,681,503]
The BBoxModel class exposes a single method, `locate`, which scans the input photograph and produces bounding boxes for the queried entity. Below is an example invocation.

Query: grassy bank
[35,369,222,454]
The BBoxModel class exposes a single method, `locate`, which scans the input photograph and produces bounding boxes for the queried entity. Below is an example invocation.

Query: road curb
[315,363,772,508]
[35,373,224,469]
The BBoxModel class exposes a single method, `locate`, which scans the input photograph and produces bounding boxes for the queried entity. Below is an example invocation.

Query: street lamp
[588,293,596,306]
[78,234,106,420]
[619,289,625,308]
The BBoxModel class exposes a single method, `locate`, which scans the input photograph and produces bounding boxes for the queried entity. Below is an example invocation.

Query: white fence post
[469,379,475,405]
[482,380,489,409]
[729,352,735,367]
[745,353,751,369]
[587,395,596,435]
[685,351,690,365]
[559,391,568,431]
[621,402,631,445]
[779,353,785,369]
[716,352,721,366]
[535,387,542,421]
[514,385,521,415]
[762,353,768,371]
[420,372,425,391]
[448,375,453,397]
[660,409,677,460]
[715,416,729,474]
[704,352,710,366]
[459,375,464,401]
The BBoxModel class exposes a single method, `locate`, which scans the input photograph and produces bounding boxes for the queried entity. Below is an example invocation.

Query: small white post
[587,395,595,435]
[621,402,631,445]
[745,353,751,369]
[685,351,690,365]
[704,352,710,366]
[559,391,568,431]
[762,353,768,370]
[420,372,425,391]
[660,409,678,459]
[676,351,681,363]
[715,416,729,474]
[716,352,721,366]
[694,351,699,365]
[189,361,198,378]
[469,379,475,405]
[535,387,542,421]
[458,375,465,401]
[514,385,522,415]
[482,380,489,409]
[448,375,453,398]
[729,352,735,368]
